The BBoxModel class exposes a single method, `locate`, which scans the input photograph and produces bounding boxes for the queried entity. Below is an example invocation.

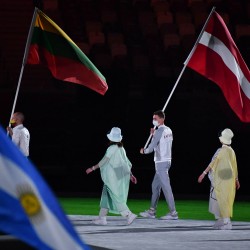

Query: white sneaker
[217,222,232,230]
[213,219,224,229]
[92,217,107,225]
[139,210,156,219]
[160,211,178,220]
[127,213,137,225]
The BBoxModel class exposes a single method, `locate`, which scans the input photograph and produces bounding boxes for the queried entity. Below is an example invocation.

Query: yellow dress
[209,145,238,218]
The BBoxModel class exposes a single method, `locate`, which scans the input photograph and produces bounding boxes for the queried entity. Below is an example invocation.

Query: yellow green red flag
[27,9,108,95]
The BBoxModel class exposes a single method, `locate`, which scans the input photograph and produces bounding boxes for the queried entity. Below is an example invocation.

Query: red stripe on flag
[205,12,250,81]
[28,45,108,95]
[187,11,250,122]
[188,45,250,122]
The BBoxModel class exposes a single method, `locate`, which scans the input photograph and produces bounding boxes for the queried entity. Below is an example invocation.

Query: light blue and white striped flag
[0,125,90,250]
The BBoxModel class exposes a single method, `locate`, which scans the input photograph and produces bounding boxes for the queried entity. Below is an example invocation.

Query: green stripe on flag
[31,27,105,81]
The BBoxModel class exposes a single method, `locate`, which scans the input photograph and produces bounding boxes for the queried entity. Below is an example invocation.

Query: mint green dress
[99,145,132,214]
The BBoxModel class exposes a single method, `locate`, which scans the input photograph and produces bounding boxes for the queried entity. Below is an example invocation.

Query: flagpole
[184,6,216,65]
[7,8,39,132]
[144,7,216,148]
[143,66,187,148]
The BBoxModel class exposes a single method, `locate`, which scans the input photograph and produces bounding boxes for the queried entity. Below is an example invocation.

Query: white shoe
[139,210,156,219]
[127,213,137,225]
[160,211,178,220]
[217,222,232,230]
[92,217,107,225]
[213,219,224,229]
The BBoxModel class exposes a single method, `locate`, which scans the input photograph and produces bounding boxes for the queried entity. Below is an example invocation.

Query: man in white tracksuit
[6,112,30,157]
[139,110,178,220]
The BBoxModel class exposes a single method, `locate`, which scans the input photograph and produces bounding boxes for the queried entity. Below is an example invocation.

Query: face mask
[152,120,159,127]
[10,119,16,126]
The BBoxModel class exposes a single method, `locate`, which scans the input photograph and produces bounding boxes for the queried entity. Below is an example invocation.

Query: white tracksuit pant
[150,161,176,213]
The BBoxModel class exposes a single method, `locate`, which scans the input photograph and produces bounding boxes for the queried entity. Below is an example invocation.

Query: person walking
[6,112,30,157]
[139,110,178,220]
[86,127,137,225]
[198,128,240,230]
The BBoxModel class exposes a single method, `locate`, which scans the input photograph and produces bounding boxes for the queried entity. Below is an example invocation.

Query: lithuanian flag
[27,9,108,95]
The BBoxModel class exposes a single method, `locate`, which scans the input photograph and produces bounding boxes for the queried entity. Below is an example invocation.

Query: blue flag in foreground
[0,125,90,250]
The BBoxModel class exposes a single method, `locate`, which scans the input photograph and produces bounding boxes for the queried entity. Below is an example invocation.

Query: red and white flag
[187,11,250,122]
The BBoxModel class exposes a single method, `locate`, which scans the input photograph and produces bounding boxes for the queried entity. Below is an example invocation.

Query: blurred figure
[86,127,137,225]
[139,110,178,220]
[6,112,30,157]
[198,128,240,230]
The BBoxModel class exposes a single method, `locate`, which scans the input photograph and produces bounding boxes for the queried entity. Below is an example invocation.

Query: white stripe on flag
[200,31,250,99]
[0,155,83,250]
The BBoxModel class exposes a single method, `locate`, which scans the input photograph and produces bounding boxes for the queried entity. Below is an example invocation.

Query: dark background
[0,0,249,200]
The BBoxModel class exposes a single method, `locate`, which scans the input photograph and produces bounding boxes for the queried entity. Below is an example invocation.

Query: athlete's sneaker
[139,209,156,219]
[217,222,232,230]
[127,213,137,225]
[160,211,178,220]
[92,217,107,225]
[213,219,224,229]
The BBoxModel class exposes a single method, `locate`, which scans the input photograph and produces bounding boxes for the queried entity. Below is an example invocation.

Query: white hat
[107,127,123,142]
[219,128,234,145]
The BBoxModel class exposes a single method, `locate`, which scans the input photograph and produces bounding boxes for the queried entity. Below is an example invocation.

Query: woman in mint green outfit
[86,127,137,225]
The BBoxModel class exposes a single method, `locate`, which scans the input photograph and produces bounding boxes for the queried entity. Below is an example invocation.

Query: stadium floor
[70,215,250,250]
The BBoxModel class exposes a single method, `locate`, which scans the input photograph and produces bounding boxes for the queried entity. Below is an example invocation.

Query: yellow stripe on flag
[34,11,78,47]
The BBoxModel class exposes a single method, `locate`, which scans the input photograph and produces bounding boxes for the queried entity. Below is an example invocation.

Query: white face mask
[152,120,159,127]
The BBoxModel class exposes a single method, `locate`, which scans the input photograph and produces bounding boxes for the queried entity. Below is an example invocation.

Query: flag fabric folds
[27,9,108,95]
[187,11,250,122]
[0,125,90,250]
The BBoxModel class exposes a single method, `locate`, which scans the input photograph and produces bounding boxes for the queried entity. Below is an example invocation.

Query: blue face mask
[152,120,159,127]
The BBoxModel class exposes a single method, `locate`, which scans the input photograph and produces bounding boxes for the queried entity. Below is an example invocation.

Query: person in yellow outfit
[198,128,240,230]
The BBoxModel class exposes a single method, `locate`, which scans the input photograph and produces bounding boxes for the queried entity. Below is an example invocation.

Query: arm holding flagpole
[143,7,216,149]
[7,8,39,134]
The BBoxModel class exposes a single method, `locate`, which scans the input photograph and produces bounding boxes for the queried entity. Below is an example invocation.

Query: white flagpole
[144,7,216,148]
[7,8,39,132]
[184,6,216,65]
